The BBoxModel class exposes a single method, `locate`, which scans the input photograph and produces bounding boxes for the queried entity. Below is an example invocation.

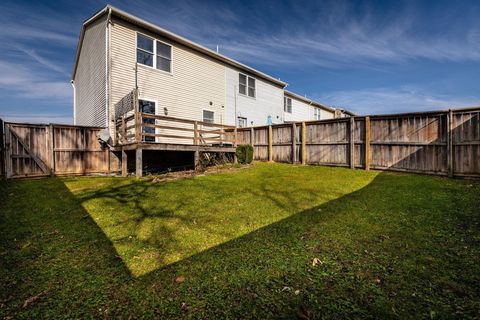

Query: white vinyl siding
[110,18,225,143]
[226,67,284,126]
[283,94,335,122]
[74,16,107,127]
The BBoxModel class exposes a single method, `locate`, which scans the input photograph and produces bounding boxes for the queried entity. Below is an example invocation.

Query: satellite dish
[97,129,111,147]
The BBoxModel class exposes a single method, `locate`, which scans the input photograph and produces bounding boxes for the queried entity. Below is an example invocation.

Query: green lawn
[1,163,479,319]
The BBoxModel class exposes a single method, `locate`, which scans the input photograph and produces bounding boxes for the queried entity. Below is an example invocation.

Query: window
[137,34,154,67]
[156,41,171,72]
[284,97,292,113]
[238,117,247,128]
[314,107,321,120]
[137,33,172,72]
[239,73,255,98]
[239,74,247,95]
[203,110,214,123]
[139,99,156,142]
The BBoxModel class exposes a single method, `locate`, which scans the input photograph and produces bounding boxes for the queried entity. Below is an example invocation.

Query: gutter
[72,5,287,88]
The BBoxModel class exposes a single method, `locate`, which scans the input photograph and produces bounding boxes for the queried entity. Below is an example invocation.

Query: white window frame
[314,107,321,120]
[203,110,215,123]
[284,97,292,113]
[237,116,247,128]
[239,73,256,98]
[136,32,173,74]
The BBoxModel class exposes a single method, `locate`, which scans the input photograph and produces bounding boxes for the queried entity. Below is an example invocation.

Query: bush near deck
[1,163,479,319]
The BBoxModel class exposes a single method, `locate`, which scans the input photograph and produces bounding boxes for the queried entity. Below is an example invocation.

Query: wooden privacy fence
[234,107,480,178]
[1,122,120,179]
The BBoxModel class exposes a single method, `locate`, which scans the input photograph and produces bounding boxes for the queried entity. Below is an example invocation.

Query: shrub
[235,144,254,164]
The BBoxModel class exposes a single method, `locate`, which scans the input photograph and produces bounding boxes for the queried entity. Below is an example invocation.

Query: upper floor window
[203,110,214,123]
[239,73,255,98]
[314,107,321,120]
[284,97,292,113]
[137,33,172,72]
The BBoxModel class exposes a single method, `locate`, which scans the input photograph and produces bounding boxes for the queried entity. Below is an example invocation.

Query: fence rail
[115,112,237,146]
[234,108,480,178]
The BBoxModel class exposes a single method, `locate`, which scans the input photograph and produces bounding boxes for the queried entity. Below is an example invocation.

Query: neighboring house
[72,5,351,135]
[283,90,336,123]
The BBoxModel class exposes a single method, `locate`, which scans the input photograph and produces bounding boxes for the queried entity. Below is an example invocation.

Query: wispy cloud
[14,47,69,76]
[0,60,71,100]
[113,0,480,69]
[317,87,480,115]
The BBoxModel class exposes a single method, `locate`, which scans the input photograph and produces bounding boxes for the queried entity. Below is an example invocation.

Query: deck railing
[115,112,237,146]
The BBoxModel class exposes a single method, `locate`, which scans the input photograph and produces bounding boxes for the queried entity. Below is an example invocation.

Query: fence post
[365,117,371,171]
[447,109,454,177]
[292,123,297,164]
[268,125,273,162]
[0,119,4,179]
[301,122,306,165]
[350,117,355,169]
[49,124,55,175]
[234,127,238,147]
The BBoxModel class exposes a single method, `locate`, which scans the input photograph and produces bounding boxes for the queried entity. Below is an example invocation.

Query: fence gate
[4,123,52,179]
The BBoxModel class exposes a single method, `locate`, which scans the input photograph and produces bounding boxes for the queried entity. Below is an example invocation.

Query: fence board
[3,122,120,178]
[234,107,480,178]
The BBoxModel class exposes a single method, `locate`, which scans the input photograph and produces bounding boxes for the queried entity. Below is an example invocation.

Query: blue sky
[0,0,479,123]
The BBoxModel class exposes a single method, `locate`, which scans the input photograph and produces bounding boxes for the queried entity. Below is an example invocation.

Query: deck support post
[365,117,371,171]
[301,122,306,165]
[122,149,128,177]
[350,117,355,169]
[135,147,142,178]
[194,150,201,170]
[268,125,273,162]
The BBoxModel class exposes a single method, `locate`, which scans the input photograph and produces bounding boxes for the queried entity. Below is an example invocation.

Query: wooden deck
[113,92,238,177]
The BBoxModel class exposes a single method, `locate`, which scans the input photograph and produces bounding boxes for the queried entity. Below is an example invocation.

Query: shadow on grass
[1,167,479,318]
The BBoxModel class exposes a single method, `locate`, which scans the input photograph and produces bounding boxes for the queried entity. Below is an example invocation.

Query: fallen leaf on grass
[175,276,185,284]
[312,258,323,266]
[23,291,46,308]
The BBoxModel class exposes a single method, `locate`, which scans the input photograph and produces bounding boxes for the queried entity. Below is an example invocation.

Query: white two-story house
[72,5,348,135]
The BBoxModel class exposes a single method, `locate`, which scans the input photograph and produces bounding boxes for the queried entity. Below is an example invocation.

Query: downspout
[234,84,237,127]
[105,7,112,129]
[71,80,76,125]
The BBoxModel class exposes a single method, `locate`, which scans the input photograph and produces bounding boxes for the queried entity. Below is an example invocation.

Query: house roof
[72,5,354,116]
[284,90,336,113]
[71,5,287,87]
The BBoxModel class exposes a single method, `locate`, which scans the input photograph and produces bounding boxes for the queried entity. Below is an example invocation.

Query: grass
[1,162,479,319]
